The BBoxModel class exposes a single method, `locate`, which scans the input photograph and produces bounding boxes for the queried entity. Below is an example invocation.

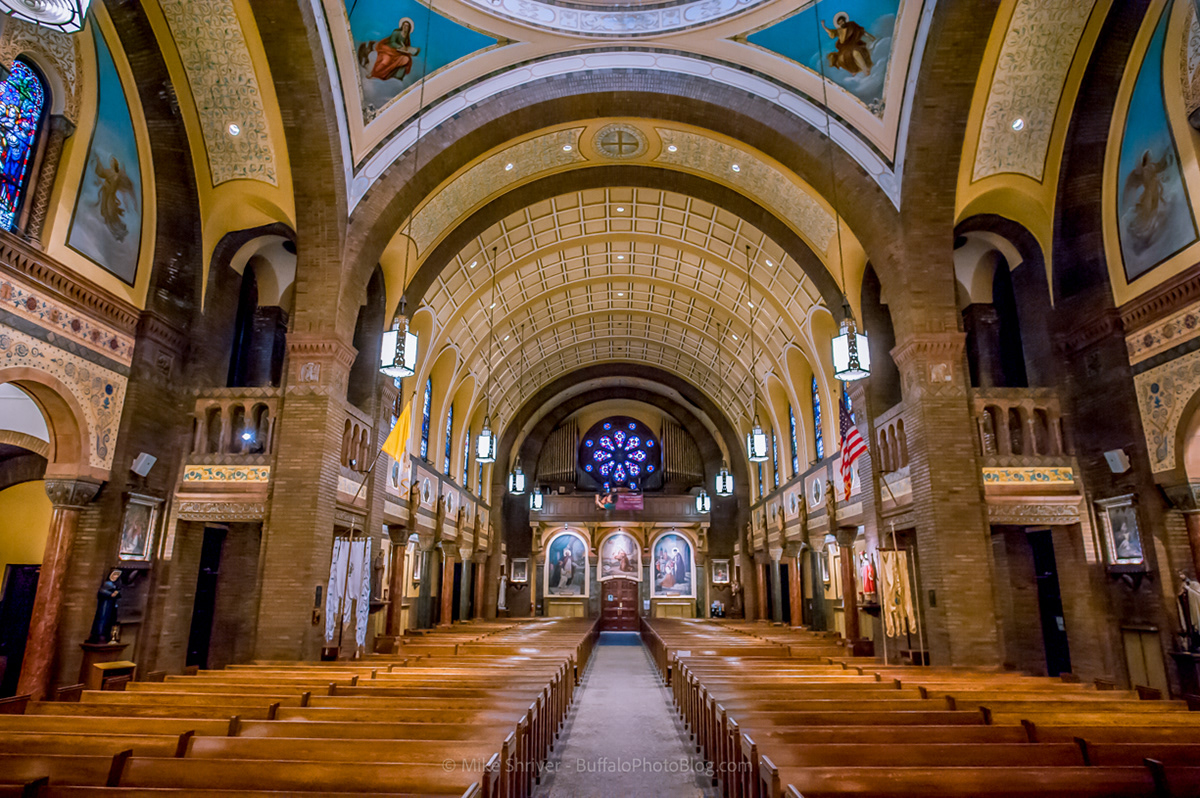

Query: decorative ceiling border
[460,0,769,37]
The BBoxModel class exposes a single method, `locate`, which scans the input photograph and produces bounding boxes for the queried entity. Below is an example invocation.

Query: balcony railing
[531,493,705,522]
[971,387,1070,464]
[190,387,280,460]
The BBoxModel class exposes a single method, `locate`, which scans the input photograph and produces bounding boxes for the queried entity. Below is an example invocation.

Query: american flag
[839,397,867,500]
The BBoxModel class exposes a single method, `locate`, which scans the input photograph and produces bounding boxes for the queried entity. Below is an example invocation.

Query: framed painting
[598,531,641,581]
[510,558,528,584]
[651,531,695,598]
[117,493,160,563]
[1096,494,1146,568]
[544,531,588,597]
[711,559,730,585]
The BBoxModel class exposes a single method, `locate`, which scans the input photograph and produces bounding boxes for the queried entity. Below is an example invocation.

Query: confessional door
[600,578,639,631]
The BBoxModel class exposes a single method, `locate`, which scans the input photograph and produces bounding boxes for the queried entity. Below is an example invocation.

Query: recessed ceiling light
[489,302,496,309]
[563,144,573,152]
[227,123,241,136]
[468,260,477,269]
[731,164,741,172]
[617,255,625,260]
[616,207,625,212]
[667,145,678,153]
[747,301,754,308]
[1012,118,1025,131]
[766,259,773,267]
[731,334,739,340]
[505,163,514,171]
[503,335,510,341]
[617,292,625,297]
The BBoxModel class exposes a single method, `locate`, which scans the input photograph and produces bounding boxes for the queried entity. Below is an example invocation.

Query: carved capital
[890,332,967,397]
[49,113,76,139]
[834,525,859,547]
[782,540,806,559]
[43,478,101,508]
[1163,482,1200,512]
[286,334,358,395]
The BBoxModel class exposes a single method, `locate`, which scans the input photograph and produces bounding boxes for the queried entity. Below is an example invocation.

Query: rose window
[580,417,660,490]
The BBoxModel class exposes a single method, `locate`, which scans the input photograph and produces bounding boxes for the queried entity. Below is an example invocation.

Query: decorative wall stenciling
[408,129,584,254]
[1116,0,1197,282]
[0,272,134,365]
[745,0,902,117]
[341,0,499,124]
[1125,297,1200,365]
[1134,345,1200,473]
[182,465,271,482]
[1181,0,1200,119]
[67,25,143,284]
[0,321,128,471]
[158,0,277,185]
[655,129,836,256]
[972,0,1095,181]
[0,18,80,121]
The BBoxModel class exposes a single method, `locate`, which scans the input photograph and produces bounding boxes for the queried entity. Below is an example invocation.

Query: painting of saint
[345,0,498,122]
[117,496,158,562]
[599,532,641,581]
[1116,2,1197,281]
[711,559,731,585]
[652,533,693,598]
[1100,498,1145,566]
[546,532,587,596]
[746,0,900,116]
[67,25,142,284]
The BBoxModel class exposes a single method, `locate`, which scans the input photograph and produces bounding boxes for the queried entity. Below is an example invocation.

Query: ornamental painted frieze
[182,465,271,482]
[1126,298,1200,365]
[981,467,1075,485]
[0,322,126,471]
[0,274,134,365]
[1135,347,1200,473]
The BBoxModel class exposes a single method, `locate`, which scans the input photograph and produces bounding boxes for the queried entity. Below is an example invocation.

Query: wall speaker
[130,452,157,477]
[1104,449,1130,474]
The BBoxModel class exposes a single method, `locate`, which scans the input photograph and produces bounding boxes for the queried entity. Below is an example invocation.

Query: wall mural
[545,531,588,597]
[344,0,498,123]
[746,0,901,117]
[598,532,641,581]
[1117,0,1197,282]
[652,532,694,598]
[67,25,142,285]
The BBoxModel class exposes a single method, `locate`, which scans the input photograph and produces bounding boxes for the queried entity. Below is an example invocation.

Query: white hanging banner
[325,536,373,649]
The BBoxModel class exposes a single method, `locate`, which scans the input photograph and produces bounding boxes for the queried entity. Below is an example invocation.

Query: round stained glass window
[579,416,661,490]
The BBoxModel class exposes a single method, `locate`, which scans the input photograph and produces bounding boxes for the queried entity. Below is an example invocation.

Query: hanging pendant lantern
[695,489,711,514]
[715,461,734,497]
[0,0,90,33]
[832,310,871,382]
[530,487,544,511]
[476,416,496,463]
[746,416,769,462]
[508,460,526,494]
[380,313,418,378]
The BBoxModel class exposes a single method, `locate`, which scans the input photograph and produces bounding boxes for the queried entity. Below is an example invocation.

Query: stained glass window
[443,405,453,475]
[772,430,780,488]
[0,60,45,231]
[580,417,660,491]
[420,378,432,460]
[811,377,824,461]
[788,404,800,476]
[462,438,470,486]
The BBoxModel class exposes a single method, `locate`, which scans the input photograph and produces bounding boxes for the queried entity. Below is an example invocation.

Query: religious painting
[1097,494,1146,567]
[344,0,498,122]
[651,532,694,598]
[510,557,528,584]
[711,559,731,585]
[598,532,641,581]
[1116,0,1198,281]
[0,60,45,231]
[117,493,159,563]
[746,0,902,117]
[545,531,588,597]
[67,25,143,284]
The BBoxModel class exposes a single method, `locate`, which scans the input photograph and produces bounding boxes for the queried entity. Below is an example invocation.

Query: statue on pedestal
[730,579,744,619]
[86,570,121,644]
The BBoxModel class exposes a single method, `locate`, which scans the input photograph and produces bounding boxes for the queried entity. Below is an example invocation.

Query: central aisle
[536,631,715,798]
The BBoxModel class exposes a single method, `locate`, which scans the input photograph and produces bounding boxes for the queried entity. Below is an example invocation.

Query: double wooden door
[600,578,639,631]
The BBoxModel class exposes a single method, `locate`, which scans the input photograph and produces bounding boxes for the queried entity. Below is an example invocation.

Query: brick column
[439,549,455,626]
[255,334,356,660]
[753,553,768,620]
[891,333,1000,665]
[24,114,75,247]
[18,478,101,701]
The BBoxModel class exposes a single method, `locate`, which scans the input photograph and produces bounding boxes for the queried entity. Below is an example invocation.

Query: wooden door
[600,578,639,631]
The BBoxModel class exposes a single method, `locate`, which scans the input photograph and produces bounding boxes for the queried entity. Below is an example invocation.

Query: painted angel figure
[92,154,134,242]
[821,12,876,76]
[1123,148,1175,254]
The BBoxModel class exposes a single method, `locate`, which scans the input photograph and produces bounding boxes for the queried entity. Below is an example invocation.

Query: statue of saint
[825,479,838,525]
[371,549,385,599]
[730,579,745,619]
[86,570,122,644]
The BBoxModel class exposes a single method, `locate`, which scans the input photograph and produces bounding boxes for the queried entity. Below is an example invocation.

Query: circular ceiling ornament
[461,0,765,37]
[593,124,647,160]
[0,0,90,33]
